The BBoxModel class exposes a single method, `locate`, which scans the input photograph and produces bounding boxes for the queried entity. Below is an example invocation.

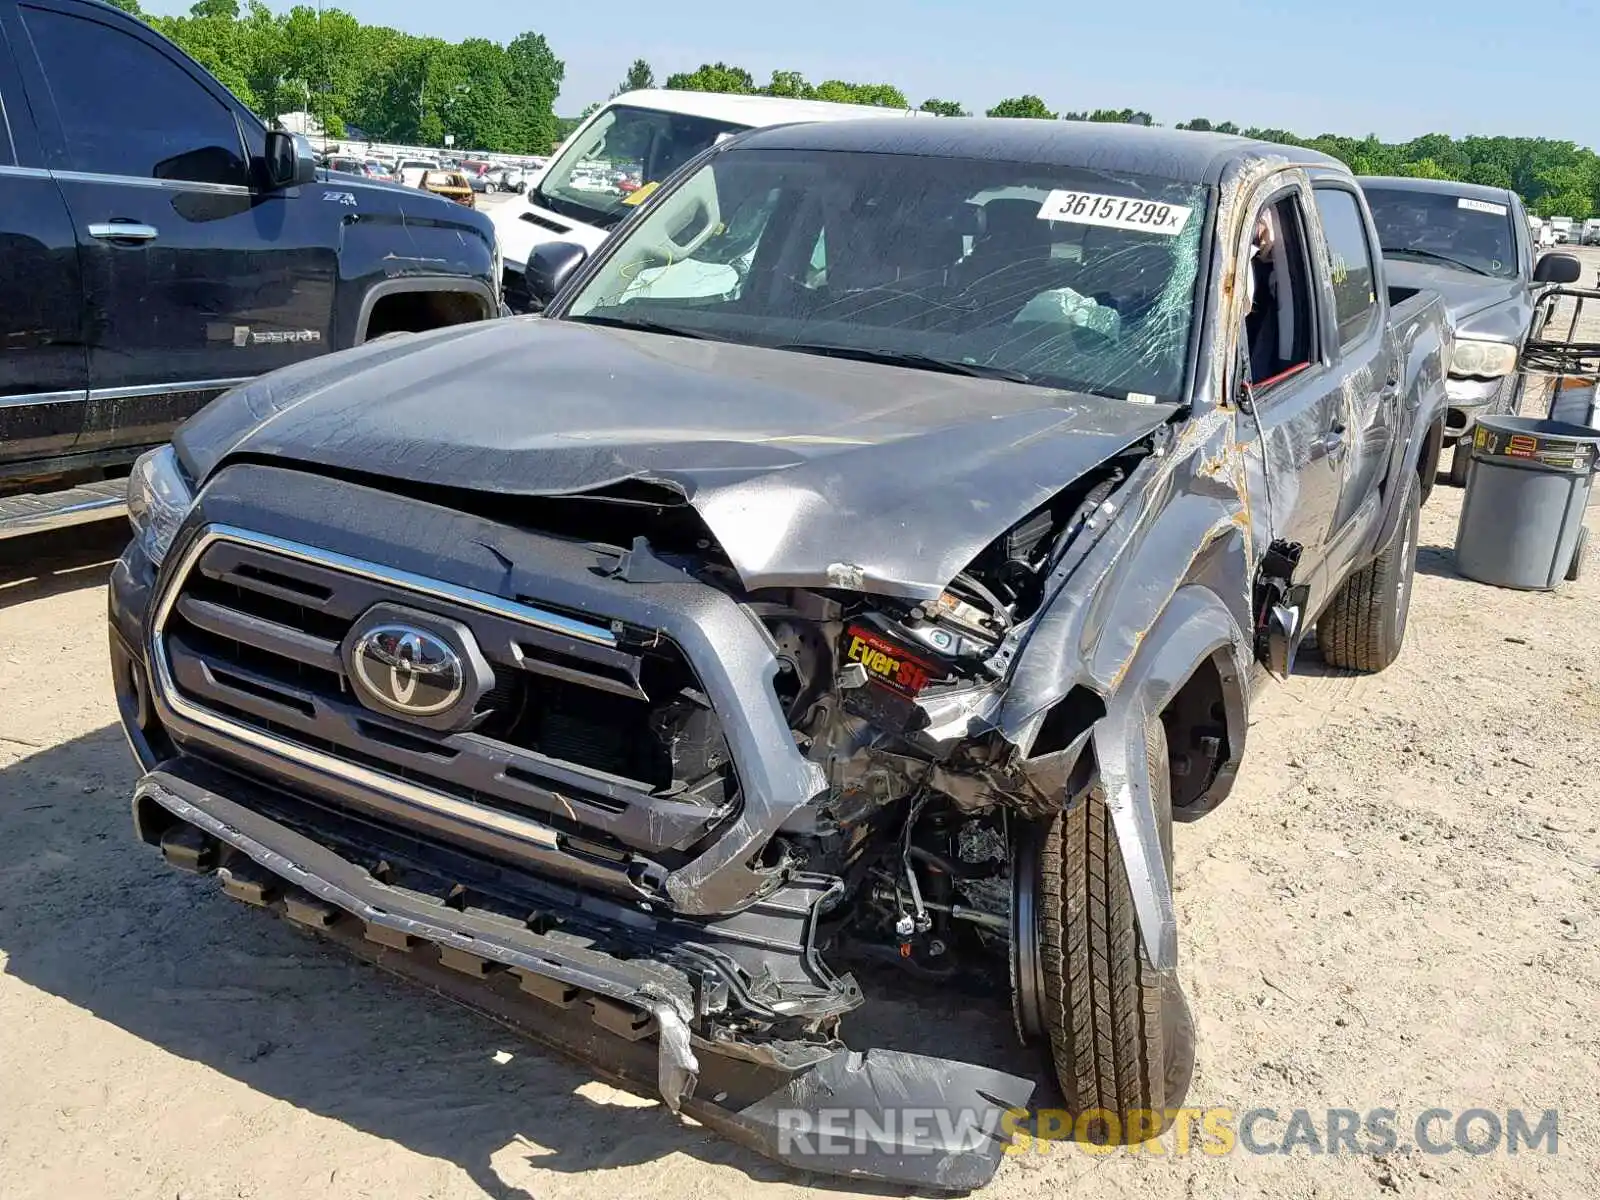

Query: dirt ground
[4,297,1600,1199]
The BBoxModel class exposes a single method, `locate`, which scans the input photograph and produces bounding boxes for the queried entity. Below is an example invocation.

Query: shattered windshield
[563,148,1208,401]
[1364,187,1518,279]
[534,103,747,230]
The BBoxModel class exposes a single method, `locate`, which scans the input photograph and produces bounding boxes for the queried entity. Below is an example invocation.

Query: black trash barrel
[1454,415,1600,590]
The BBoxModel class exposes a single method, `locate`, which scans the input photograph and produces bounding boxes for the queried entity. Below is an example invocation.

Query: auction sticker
[1458,197,1508,217]
[1037,189,1192,235]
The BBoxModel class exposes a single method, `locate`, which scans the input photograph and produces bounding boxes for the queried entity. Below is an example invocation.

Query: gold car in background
[419,169,475,209]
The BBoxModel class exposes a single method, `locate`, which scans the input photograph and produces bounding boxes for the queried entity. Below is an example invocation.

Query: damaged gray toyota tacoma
[109,120,1449,1188]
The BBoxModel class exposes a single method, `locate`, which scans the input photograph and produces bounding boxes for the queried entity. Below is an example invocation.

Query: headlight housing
[126,445,195,566]
[1449,338,1517,379]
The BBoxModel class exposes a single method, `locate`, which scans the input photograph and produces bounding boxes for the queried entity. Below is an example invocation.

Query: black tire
[1318,476,1421,672]
[1447,438,1472,488]
[1567,526,1589,583]
[1032,719,1192,1141]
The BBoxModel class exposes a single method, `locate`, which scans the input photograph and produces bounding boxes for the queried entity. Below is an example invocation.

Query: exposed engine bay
[571,442,1153,1027]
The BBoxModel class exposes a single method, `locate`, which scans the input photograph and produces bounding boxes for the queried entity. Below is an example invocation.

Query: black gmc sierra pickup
[0,0,501,539]
[110,119,1449,1187]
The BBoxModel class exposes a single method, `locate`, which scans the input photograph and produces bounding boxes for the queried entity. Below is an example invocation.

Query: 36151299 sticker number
[1036,189,1192,236]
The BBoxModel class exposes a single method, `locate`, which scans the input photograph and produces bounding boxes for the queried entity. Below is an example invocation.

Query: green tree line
[651,62,1600,218]
[105,7,1600,217]
[1173,119,1599,219]
[111,0,563,153]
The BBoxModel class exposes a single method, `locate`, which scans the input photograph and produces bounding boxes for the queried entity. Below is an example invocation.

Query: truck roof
[607,89,935,125]
[732,117,1346,184]
[1357,175,1518,205]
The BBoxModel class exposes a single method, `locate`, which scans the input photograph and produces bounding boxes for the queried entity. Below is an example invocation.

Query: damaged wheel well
[1032,686,1108,759]
[1417,415,1445,505]
[1023,657,1238,818]
[1159,652,1235,815]
[358,284,493,342]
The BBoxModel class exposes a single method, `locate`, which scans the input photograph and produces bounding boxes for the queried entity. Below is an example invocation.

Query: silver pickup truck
[1360,176,1582,484]
[111,121,1451,1187]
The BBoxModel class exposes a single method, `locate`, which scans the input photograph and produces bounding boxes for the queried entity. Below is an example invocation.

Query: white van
[493,89,936,308]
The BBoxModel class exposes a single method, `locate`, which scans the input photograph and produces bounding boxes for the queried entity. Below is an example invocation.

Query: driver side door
[1239,181,1347,615]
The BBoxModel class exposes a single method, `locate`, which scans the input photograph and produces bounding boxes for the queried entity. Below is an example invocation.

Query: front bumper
[107,464,1038,1186]
[128,757,1034,1189]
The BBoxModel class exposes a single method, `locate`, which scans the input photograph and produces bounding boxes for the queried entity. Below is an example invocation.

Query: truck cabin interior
[1246,194,1316,390]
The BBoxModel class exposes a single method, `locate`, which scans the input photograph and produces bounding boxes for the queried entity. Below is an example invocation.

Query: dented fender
[997,404,1254,747]
[993,392,1258,976]
[1090,585,1252,970]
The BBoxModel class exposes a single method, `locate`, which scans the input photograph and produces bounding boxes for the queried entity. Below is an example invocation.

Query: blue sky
[145,0,1595,145]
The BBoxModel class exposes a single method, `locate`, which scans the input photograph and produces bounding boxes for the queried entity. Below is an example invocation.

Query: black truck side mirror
[528,241,588,309]
[1534,253,1582,285]
[264,130,317,190]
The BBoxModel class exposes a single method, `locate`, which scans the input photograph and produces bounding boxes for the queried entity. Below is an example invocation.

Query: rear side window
[1312,187,1379,348]
[20,5,247,186]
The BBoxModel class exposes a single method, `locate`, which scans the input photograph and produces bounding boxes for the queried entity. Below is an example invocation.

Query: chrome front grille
[150,528,739,870]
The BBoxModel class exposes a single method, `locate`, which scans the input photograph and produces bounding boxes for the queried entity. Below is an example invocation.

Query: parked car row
[319,152,395,182]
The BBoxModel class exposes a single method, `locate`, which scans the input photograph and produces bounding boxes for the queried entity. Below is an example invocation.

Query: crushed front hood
[176,318,1176,597]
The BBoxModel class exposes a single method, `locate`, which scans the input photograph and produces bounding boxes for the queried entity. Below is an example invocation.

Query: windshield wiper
[772,343,1036,383]
[1381,247,1492,276]
[568,313,722,340]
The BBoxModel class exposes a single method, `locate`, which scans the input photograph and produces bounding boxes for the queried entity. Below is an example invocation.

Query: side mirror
[264,129,317,190]
[528,241,588,310]
[1534,252,1582,285]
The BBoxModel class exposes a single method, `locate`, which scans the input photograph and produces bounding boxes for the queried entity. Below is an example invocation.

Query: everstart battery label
[843,626,940,697]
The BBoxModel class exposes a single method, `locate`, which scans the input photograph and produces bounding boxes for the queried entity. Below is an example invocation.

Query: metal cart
[1515,284,1600,426]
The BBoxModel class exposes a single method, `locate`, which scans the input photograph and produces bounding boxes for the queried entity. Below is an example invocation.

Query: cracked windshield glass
[565,148,1207,401]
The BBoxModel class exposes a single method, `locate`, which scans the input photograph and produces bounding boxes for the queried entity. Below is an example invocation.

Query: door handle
[88,221,159,242]
[1316,423,1348,454]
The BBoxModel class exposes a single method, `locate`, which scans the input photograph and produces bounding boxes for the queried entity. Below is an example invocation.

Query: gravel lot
[2,250,1598,1199]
